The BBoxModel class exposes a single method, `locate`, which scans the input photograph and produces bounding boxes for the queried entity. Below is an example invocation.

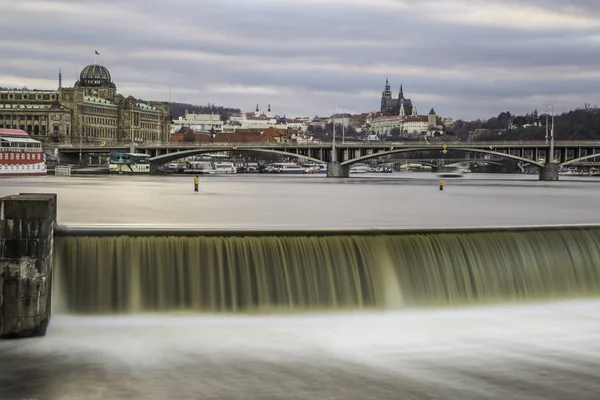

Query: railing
[48,140,600,150]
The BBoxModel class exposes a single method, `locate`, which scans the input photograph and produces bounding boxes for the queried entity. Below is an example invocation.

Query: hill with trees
[448,104,600,141]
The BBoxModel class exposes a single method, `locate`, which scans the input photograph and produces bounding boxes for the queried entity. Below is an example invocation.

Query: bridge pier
[0,194,56,339]
[539,163,559,181]
[326,161,349,178]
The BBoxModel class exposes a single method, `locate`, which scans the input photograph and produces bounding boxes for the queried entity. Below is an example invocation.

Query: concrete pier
[0,194,56,339]
[539,163,559,181]
[326,161,349,178]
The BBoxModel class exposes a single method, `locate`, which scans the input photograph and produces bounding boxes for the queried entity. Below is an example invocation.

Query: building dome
[79,64,113,87]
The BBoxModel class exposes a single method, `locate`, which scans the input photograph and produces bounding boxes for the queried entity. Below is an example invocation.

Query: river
[1,173,600,400]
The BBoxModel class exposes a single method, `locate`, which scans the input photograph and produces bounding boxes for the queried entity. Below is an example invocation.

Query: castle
[380,79,417,117]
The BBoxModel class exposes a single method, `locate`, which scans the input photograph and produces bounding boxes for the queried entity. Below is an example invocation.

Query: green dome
[79,64,113,87]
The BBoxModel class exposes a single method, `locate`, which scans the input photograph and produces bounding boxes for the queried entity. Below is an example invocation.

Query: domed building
[0,63,170,145]
[57,63,170,144]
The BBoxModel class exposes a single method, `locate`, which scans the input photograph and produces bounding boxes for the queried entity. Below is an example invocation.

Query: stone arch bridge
[53,140,600,180]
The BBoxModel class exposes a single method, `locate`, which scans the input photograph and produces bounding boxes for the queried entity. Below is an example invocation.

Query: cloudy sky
[1,0,598,120]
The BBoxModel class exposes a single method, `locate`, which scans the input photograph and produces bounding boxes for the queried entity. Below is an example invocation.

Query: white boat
[350,164,370,174]
[187,160,236,174]
[437,165,465,178]
[0,129,47,177]
[265,163,306,174]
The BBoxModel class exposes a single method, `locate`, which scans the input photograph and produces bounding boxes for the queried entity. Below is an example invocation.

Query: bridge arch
[341,147,544,168]
[149,147,324,165]
[559,153,600,167]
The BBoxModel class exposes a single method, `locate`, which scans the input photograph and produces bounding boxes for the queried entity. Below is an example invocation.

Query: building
[171,126,292,144]
[0,90,72,142]
[380,79,417,117]
[172,112,223,132]
[0,64,170,145]
[371,108,444,137]
[223,105,307,133]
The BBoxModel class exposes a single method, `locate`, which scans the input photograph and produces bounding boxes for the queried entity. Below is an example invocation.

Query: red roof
[0,129,29,138]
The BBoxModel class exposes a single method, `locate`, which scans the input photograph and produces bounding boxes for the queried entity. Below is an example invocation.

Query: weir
[52,225,600,315]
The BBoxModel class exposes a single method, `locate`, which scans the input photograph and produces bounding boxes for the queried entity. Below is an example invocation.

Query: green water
[53,229,600,314]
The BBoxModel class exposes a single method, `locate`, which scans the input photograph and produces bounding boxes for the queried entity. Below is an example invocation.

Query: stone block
[0,218,54,239]
[0,238,52,259]
[2,296,47,318]
[0,258,50,278]
[1,194,57,220]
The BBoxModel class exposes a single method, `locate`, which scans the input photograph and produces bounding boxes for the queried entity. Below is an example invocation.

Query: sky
[1,0,599,120]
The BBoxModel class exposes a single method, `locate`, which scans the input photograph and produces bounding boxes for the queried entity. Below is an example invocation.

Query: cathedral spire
[399,84,404,99]
[256,104,259,112]
[385,78,390,92]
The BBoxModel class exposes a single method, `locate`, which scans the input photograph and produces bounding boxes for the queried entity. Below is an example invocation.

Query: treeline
[168,102,241,121]
[449,104,600,141]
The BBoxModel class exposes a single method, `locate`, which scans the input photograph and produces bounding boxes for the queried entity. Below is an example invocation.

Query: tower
[58,68,62,89]
[381,78,392,112]
[267,104,272,118]
[255,104,260,117]
[399,84,404,99]
[428,108,437,128]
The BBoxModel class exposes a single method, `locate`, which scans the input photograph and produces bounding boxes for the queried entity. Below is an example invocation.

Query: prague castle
[380,79,417,117]
[0,64,170,145]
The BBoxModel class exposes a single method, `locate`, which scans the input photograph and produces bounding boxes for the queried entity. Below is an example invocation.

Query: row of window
[0,93,55,101]
[84,116,118,126]
[0,164,45,171]
[84,105,118,117]
[0,153,43,161]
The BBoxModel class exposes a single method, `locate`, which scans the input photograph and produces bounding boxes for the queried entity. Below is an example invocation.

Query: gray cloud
[1,0,599,120]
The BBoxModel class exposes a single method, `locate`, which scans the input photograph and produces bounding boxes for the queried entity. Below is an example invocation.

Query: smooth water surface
[1,173,600,227]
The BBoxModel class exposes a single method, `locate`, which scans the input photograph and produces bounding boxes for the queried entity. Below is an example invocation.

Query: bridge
[50,140,600,180]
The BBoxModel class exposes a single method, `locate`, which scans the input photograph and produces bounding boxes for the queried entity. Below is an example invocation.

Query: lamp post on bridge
[543,102,557,163]
[540,101,559,181]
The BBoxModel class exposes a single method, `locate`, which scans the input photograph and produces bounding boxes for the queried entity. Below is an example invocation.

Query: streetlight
[543,102,557,163]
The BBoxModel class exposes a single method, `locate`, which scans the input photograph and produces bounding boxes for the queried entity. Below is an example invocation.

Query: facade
[0,90,72,143]
[172,112,223,132]
[0,64,170,145]
[171,126,292,144]
[371,108,444,137]
[224,105,307,133]
[380,79,417,117]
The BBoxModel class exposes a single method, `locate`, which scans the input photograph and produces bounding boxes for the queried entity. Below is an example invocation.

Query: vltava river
[2,173,600,400]
[1,173,600,227]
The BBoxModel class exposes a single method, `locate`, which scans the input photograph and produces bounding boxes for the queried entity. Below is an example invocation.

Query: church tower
[428,108,437,128]
[399,84,404,99]
[267,104,272,118]
[255,104,260,117]
[380,78,392,112]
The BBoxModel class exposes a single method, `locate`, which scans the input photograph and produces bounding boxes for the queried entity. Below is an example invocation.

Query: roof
[84,95,117,107]
[137,102,157,111]
[0,137,41,144]
[0,128,29,137]
[429,108,436,115]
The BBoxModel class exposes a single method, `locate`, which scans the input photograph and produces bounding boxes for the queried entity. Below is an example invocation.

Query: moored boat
[0,129,47,177]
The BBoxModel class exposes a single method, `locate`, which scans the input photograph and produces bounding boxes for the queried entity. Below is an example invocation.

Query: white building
[371,108,444,137]
[172,112,223,132]
[224,104,308,133]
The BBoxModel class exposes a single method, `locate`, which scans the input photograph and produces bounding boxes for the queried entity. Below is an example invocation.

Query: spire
[256,104,259,112]
[58,68,62,89]
[268,104,271,112]
[399,84,404,98]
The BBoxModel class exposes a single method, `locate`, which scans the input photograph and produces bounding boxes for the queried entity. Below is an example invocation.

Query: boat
[264,163,306,174]
[437,165,465,178]
[186,160,236,174]
[0,128,47,177]
[350,164,370,174]
[108,152,151,174]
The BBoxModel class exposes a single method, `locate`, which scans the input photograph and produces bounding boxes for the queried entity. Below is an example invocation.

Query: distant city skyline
[1,0,598,120]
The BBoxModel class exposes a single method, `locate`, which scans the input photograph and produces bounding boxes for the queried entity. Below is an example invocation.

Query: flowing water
[3,175,600,399]
[54,228,600,314]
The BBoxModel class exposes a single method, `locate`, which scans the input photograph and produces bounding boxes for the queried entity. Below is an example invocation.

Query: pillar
[539,163,559,181]
[326,161,349,178]
[0,194,56,339]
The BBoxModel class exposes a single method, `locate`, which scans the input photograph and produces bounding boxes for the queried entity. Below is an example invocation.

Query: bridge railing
[49,140,600,150]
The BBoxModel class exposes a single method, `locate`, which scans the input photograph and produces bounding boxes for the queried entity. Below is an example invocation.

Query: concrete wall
[0,193,56,339]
